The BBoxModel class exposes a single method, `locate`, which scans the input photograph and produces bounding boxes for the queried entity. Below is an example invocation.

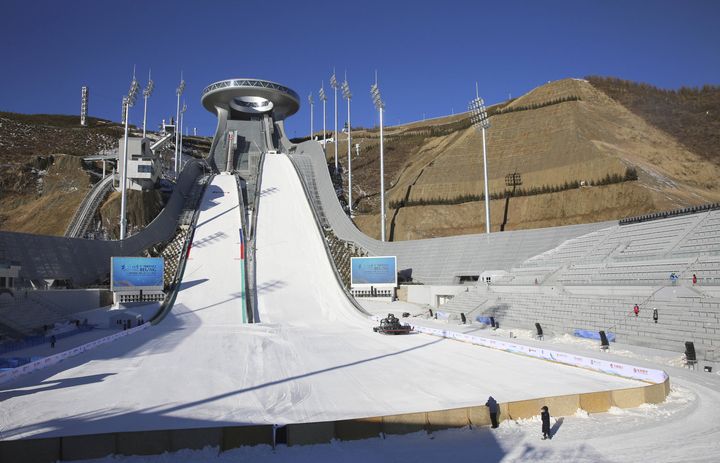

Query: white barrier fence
[409,324,668,384]
[0,323,151,385]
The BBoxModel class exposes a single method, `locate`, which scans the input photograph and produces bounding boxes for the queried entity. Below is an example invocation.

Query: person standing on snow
[486,396,500,428]
[633,304,640,317]
[541,406,551,440]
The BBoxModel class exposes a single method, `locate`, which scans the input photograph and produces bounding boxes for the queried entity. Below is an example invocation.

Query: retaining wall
[1,324,671,461]
[0,377,669,462]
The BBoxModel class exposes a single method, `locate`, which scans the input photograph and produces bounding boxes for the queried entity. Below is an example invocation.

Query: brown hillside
[586,76,720,164]
[99,190,164,240]
[0,111,212,237]
[328,78,720,240]
[0,154,92,235]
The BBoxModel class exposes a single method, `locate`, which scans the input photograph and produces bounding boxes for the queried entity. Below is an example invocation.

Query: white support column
[379,107,385,242]
[482,126,490,234]
[119,102,130,240]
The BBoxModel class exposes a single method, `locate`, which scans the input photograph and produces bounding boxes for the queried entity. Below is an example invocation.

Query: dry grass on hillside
[99,190,164,240]
[587,76,720,165]
[0,154,91,235]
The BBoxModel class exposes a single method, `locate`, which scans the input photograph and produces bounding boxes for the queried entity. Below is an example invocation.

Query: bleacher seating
[0,294,67,335]
[323,229,368,288]
[439,206,720,358]
[670,211,720,257]
[522,229,612,267]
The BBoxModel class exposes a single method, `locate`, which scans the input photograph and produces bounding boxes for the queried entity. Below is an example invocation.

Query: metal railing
[64,174,114,238]
[286,153,371,316]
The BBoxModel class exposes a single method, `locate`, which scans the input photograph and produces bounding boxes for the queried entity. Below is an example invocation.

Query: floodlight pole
[379,106,386,241]
[174,72,185,179]
[179,100,186,171]
[371,72,387,241]
[308,93,314,139]
[331,71,339,173]
[470,82,491,235]
[120,98,130,241]
[319,82,327,151]
[342,76,352,215]
[142,69,154,138]
[481,124,490,234]
[119,72,139,240]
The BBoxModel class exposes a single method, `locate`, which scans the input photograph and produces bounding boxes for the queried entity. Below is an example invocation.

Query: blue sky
[1,0,718,139]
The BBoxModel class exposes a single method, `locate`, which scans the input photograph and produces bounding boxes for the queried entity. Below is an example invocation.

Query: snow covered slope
[0,158,643,442]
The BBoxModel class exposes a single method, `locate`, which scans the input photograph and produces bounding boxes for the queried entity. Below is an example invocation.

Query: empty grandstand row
[0,77,718,463]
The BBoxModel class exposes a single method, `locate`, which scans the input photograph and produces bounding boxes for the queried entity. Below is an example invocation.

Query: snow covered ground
[2,155,718,461]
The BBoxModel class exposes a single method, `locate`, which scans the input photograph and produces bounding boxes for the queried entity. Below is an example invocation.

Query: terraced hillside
[325,78,720,240]
[0,112,211,237]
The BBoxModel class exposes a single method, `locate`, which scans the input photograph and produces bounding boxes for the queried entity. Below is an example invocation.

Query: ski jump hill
[5,78,720,462]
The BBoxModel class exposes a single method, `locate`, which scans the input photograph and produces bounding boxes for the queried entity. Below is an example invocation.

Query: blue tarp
[476,316,493,325]
[574,329,616,342]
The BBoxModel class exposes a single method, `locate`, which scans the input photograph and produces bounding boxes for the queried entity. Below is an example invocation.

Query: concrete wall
[405,285,469,308]
[0,160,206,286]
[0,378,669,462]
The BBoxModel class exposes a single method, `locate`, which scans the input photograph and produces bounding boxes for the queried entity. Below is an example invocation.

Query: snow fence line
[409,324,668,384]
[0,322,151,385]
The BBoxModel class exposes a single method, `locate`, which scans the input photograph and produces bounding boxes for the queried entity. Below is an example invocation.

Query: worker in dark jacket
[486,396,499,428]
[541,406,551,439]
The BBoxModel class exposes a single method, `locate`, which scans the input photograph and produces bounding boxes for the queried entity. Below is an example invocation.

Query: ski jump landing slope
[1,158,642,441]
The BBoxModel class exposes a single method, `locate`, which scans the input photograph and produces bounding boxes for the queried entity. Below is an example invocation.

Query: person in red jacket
[693,274,697,285]
[633,304,640,317]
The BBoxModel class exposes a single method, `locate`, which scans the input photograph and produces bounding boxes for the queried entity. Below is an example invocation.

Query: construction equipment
[373,313,413,335]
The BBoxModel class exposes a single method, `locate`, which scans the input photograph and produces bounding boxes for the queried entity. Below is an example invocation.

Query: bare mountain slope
[332,78,720,240]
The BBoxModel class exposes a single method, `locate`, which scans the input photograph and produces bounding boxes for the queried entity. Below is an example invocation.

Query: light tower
[80,86,89,126]
[341,75,352,214]
[174,72,185,178]
[142,70,154,138]
[469,82,491,234]
[319,82,327,150]
[330,71,339,173]
[370,72,386,241]
[308,92,314,139]
[120,72,140,240]
[179,99,187,171]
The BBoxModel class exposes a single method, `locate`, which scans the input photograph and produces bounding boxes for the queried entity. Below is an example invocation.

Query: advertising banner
[410,324,668,384]
[111,257,164,292]
[351,256,397,288]
[0,322,150,385]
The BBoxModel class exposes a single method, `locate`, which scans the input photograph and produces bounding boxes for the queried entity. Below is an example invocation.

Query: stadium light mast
[371,71,386,241]
[174,72,185,178]
[469,82,491,234]
[179,99,187,171]
[120,71,140,240]
[341,74,352,215]
[330,70,339,174]
[319,82,327,151]
[80,86,89,127]
[308,93,314,140]
[142,69,154,138]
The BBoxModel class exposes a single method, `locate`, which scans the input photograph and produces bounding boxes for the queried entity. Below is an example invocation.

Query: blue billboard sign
[351,256,397,287]
[111,257,164,291]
